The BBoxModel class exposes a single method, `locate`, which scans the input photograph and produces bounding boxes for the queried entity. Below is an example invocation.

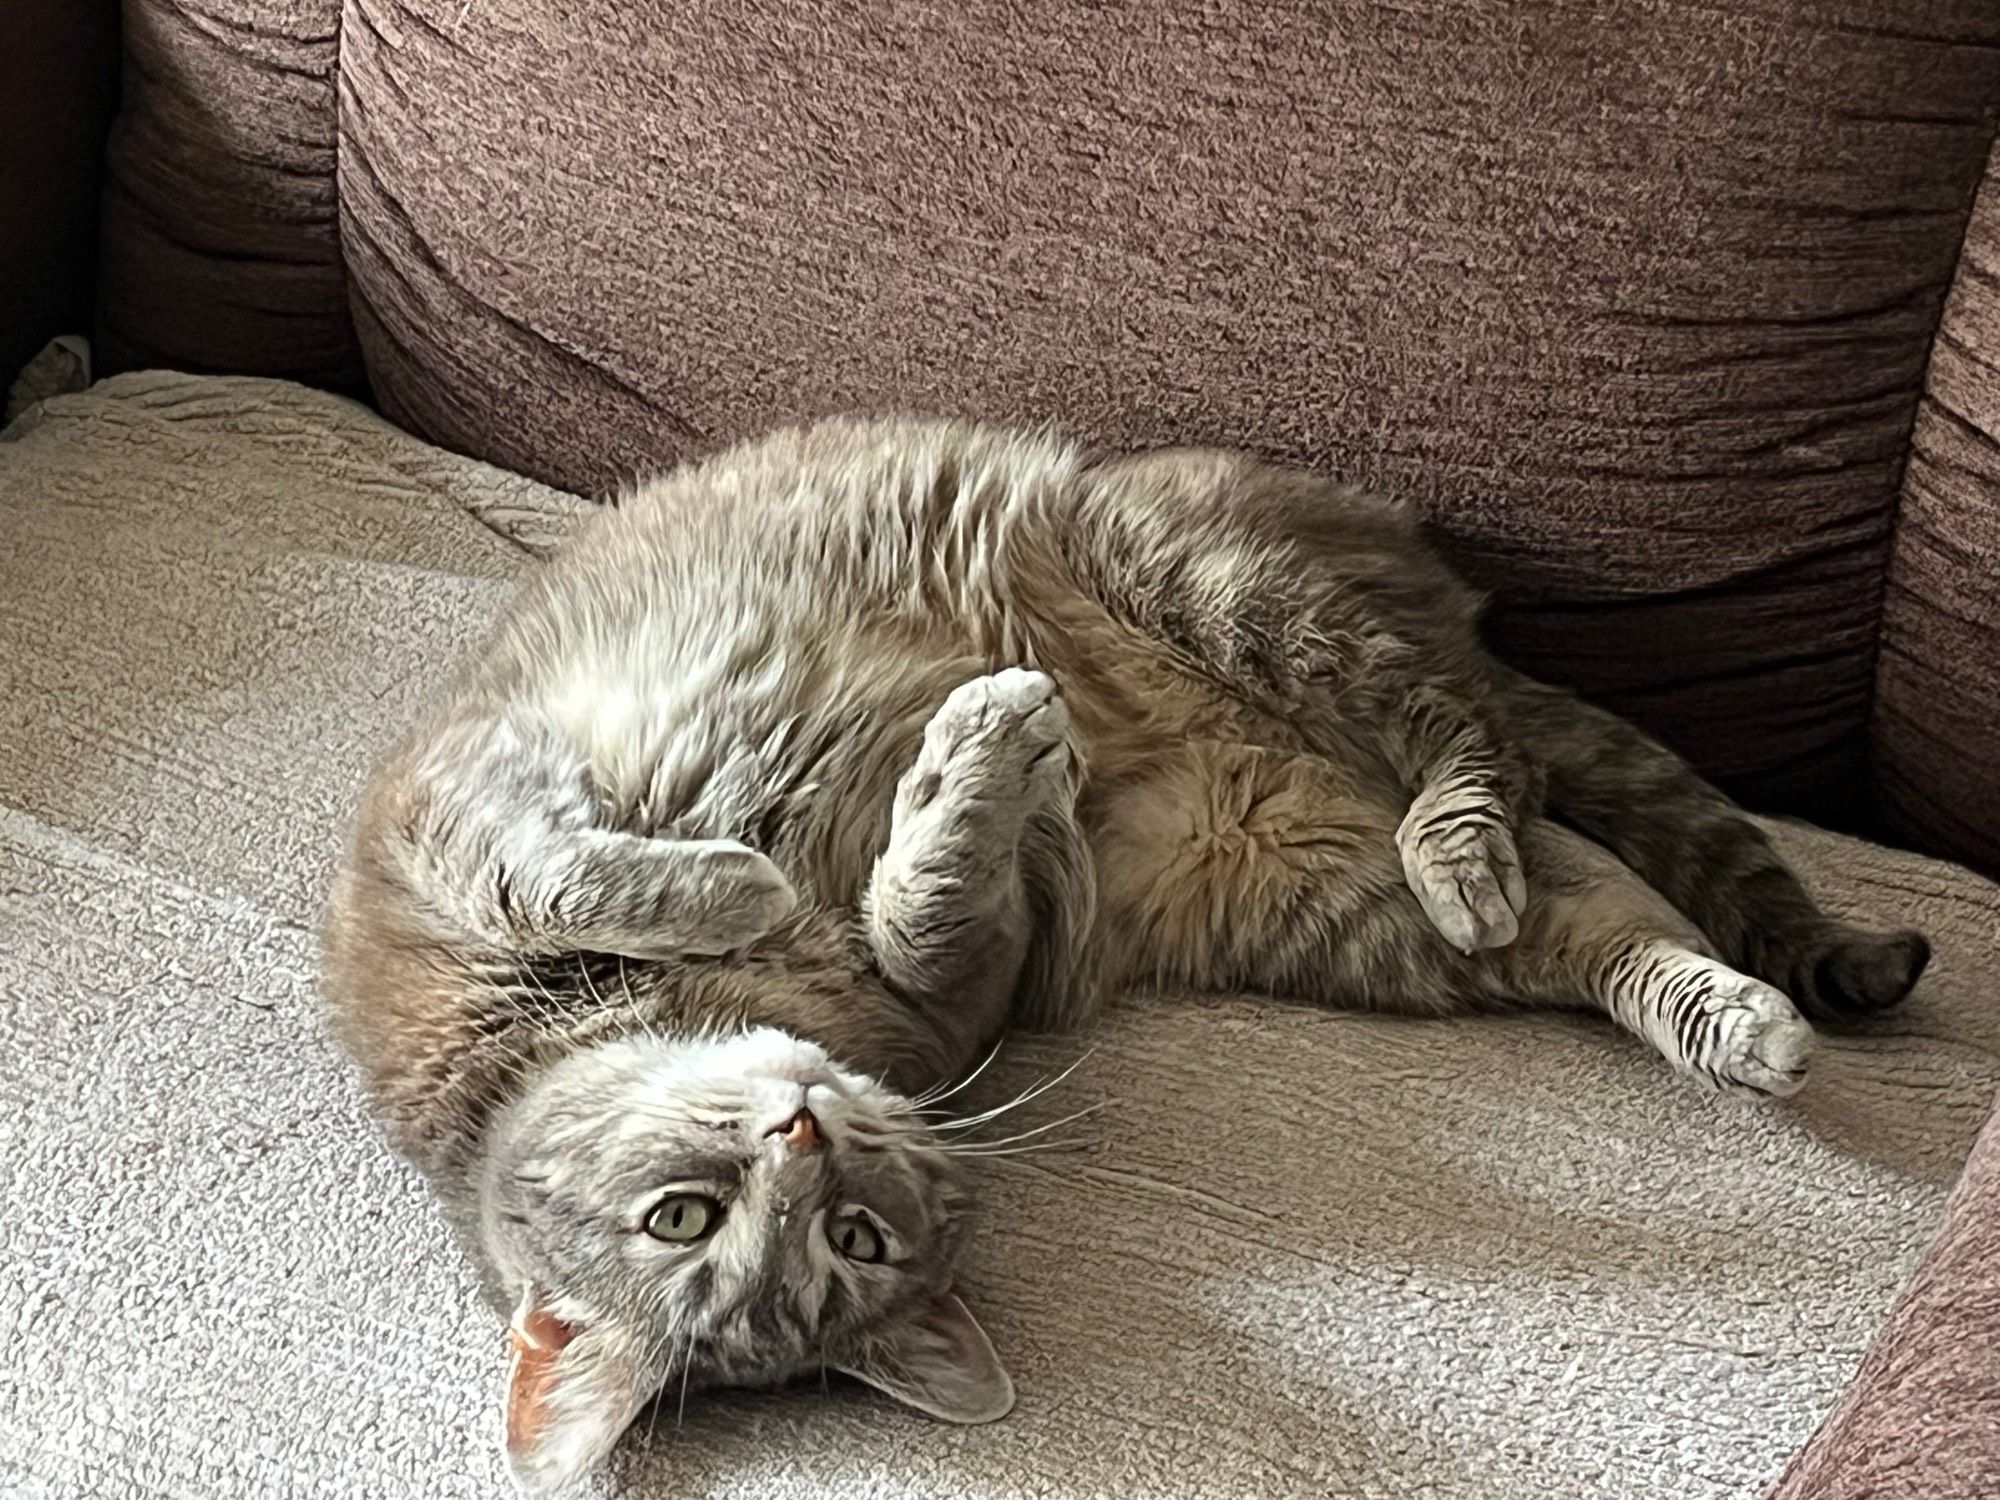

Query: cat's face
[478,1026,1010,1491]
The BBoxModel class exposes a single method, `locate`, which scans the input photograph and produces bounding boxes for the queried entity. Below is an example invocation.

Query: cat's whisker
[676,1327,696,1430]
[929,1092,1047,1133]
[517,964,575,1026]
[939,1137,1090,1158]
[616,955,672,1047]
[436,956,593,1084]
[908,1036,1006,1108]
[938,1101,1107,1152]
[574,955,611,1012]
[639,1306,682,1451]
[927,1046,1096,1132]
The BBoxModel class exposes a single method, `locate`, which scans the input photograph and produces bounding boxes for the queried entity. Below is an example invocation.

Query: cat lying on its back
[323,417,1927,1490]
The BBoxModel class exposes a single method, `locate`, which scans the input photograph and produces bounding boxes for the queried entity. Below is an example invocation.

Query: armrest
[1766,1096,2000,1498]
[1873,140,2000,876]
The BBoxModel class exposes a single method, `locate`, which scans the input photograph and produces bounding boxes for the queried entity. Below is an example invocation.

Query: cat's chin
[696,1025,845,1087]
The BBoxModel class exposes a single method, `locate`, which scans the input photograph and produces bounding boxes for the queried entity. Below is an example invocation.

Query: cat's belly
[1081,738,1407,993]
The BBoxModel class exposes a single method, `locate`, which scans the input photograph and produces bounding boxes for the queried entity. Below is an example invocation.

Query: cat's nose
[766,1108,821,1153]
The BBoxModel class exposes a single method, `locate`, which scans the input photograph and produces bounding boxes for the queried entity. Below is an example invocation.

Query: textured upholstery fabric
[0,0,118,386]
[96,0,359,387]
[1875,140,2000,874]
[1765,1101,2000,1499]
[59,7,2000,1493]
[6,371,2000,1500]
[336,0,2000,822]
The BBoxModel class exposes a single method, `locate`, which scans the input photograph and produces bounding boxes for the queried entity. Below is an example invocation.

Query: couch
[3,3,1997,1496]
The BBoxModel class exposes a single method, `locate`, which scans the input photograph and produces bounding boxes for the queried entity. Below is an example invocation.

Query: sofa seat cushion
[3,373,1997,1499]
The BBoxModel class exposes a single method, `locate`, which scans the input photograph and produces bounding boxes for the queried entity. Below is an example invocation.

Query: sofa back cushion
[96,0,359,388]
[332,0,2000,822]
[1875,142,2000,874]
[94,0,2000,840]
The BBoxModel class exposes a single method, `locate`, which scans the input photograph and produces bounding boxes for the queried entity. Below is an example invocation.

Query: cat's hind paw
[1687,965,1815,1099]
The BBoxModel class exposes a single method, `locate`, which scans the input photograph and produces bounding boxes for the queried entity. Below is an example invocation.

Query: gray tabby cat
[323,417,1927,1491]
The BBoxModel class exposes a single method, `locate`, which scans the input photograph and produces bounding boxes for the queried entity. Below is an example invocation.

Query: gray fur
[477,1028,986,1487]
[323,415,1926,1491]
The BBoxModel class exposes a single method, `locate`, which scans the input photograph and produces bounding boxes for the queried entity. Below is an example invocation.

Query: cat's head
[477,1024,1009,1491]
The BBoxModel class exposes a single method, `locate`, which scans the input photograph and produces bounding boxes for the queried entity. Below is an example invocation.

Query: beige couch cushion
[3,373,1997,1498]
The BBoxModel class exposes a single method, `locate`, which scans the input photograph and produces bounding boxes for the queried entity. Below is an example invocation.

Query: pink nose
[767,1108,821,1153]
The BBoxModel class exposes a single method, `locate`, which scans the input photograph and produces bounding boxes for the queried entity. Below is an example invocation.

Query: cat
[322,416,1928,1491]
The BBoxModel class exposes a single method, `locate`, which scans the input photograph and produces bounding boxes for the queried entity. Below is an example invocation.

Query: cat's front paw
[1397,800,1525,953]
[679,841,800,955]
[903,668,1073,824]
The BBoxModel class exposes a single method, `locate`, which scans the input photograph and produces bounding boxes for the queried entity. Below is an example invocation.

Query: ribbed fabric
[96,0,361,388]
[334,0,2000,820]
[1765,1102,2000,1499]
[1875,138,2000,874]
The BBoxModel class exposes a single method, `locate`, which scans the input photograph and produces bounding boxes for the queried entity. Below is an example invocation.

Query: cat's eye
[829,1211,885,1263]
[645,1193,723,1243]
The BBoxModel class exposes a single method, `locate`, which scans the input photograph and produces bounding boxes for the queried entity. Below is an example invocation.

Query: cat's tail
[1497,669,1929,1020]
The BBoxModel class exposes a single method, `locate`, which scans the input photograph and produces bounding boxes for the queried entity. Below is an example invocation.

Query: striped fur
[1498,671,1931,1022]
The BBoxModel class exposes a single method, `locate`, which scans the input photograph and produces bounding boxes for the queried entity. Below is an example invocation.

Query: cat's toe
[982,665,1058,708]
[684,843,799,953]
[976,668,1069,753]
[928,669,1071,786]
[1413,867,1518,952]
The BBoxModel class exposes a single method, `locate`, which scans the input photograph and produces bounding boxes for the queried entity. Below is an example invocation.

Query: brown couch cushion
[1764,1097,2000,1499]
[1875,141,2000,873]
[335,1,2000,821]
[96,0,359,388]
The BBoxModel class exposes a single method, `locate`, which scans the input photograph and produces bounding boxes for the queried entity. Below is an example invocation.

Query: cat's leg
[1499,666,1928,1019]
[863,669,1095,1031]
[1385,686,1539,955]
[1486,821,1815,1098]
[1062,452,1539,954]
[1091,743,1812,1096]
[382,709,799,960]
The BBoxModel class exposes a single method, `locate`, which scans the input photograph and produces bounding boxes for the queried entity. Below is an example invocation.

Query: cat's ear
[838,1292,1015,1424]
[502,1290,653,1493]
